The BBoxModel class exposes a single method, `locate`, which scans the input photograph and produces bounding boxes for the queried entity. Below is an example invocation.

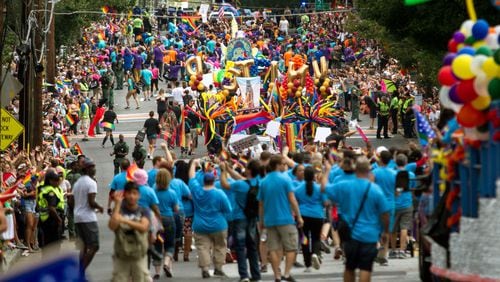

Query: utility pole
[32,0,44,147]
[17,0,31,149]
[45,0,56,93]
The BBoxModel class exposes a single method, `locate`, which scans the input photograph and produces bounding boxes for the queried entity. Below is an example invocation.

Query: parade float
[421,0,500,280]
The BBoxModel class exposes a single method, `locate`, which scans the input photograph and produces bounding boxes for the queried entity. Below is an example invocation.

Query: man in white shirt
[172,81,184,106]
[73,159,104,272]
[279,16,289,36]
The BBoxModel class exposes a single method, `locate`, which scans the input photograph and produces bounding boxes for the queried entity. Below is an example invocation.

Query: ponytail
[304,166,315,197]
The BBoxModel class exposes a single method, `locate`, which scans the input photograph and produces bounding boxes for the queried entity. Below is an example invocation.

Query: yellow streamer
[466,0,477,21]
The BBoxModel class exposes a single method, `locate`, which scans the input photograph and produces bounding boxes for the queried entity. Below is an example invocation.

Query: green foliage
[351,0,499,92]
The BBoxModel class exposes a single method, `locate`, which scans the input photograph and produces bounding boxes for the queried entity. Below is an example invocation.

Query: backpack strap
[351,182,371,229]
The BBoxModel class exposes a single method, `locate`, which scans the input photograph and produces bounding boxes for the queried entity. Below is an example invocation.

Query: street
[17,85,421,281]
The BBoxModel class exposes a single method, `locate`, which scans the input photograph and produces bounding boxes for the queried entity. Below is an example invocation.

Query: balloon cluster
[189,74,206,92]
[250,57,271,77]
[279,55,314,100]
[314,77,332,98]
[280,76,306,99]
[437,19,500,135]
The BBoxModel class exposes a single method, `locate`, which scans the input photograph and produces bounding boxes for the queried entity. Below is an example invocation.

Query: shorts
[143,85,151,91]
[394,207,413,232]
[112,255,148,282]
[147,134,157,140]
[23,199,36,213]
[343,240,378,272]
[266,224,298,252]
[104,127,113,133]
[75,222,100,249]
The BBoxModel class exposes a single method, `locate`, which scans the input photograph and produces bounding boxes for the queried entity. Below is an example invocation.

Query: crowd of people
[0,3,443,281]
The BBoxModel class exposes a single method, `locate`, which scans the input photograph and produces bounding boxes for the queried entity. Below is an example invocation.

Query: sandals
[163,266,173,278]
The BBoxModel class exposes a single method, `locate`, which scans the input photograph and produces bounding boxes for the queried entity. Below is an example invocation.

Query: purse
[135,129,146,142]
[337,183,371,242]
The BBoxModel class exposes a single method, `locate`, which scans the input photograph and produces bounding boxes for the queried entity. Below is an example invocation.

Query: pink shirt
[151,68,159,79]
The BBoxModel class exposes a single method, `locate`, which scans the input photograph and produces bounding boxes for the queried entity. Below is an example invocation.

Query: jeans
[377,114,389,138]
[233,218,261,280]
[301,216,323,268]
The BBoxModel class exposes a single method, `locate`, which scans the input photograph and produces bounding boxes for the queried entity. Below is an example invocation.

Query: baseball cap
[375,146,389,156]
[203,172,215,184]
[133,169,148,186]
[44,170,60,182]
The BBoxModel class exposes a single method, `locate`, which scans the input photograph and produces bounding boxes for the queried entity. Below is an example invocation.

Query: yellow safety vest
[38,185,65,222]
[379,101,390,116]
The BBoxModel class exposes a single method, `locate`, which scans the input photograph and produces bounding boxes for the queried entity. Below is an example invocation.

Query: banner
[1,68,23,106]
[236,76,260,108]
[199,4,209,23]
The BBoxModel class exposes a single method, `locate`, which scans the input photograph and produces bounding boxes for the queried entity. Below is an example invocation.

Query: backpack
[114,226,148,259]
[395,170,410,192]
[241,180,259,219]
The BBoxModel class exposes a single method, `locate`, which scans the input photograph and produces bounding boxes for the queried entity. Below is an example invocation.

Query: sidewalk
[0,248,22,273]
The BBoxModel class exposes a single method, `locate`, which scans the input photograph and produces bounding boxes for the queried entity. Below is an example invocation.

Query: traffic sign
[0,108,24,150]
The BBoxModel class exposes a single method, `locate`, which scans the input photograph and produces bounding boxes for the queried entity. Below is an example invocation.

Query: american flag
[414,108,436,147]
[218,7,225,20]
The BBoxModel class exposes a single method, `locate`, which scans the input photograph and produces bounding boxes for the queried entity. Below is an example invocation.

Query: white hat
[375,146,389,156]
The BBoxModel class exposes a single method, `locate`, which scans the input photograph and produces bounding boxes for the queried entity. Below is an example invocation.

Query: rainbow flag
[219,150,230,161]
[65,114,76,126]
[100,122,115,130]
[181,16,198,31]
[180,111,187,148]
[22,171,32,186]
[234,111,273,134]
[58,135,70,149]
[73,143,83,155]
[330,148,342,161]
[238,156,248,168]
[126,162,139,182]
[101,5,110,14]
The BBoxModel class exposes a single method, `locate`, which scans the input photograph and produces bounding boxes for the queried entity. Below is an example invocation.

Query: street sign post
[0,108,24,150]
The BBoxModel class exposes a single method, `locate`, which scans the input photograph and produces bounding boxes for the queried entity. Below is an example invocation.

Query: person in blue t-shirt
[220,160,262,282]
[173,160,194,261]
[325,156,390,282]
[391,154,415,259]
[294,166,328,271]
[147,156,164,187]
[372,150,396,265]
[152,169,178,278]
[188,159,232,279]
[107,159,130,214]
[258,155,303,282]
[132,169,160,219]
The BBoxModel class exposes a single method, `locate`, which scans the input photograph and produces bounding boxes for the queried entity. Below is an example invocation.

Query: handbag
[135,129,146,142]
[337,183,371,242]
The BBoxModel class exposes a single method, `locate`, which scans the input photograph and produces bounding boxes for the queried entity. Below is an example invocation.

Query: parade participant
[376,95,391,139]
[89,99,105,136]
[109,182,150,282]
[73,159,104,272]
[140,64,153,101]
[258,155,303,282]
[101,106,118,148]
[112,54,124,90]
[79,97,91,141]
[143,111,160,159]
[371,149,396,266]
[101,66,115,107]
[401,94,415,138]
[188,159,232,279]
[152,169,179,279]
[125,74,140,110]
[156,89,168,120]
[389,91,400,135]
[350,82,362,122]
[391,154,415,259]
[294,166,328,272]
[110,134,129,175]
[132,137,147,169]
[220,160,262,282]
[38,170,65,254]
[108,159,130,214]
[325,156,391,282]
[132,169,160,219]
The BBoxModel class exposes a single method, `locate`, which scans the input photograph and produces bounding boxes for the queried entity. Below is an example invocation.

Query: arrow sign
[0,108,24,150]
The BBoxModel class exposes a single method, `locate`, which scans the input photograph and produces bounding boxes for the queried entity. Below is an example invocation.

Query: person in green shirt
[376,96,391,139]
[132,17,144,42]
[390,92,400,135]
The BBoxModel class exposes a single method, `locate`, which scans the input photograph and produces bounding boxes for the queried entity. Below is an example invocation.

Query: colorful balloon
[451,54,475,80]
[449,85,463,104]
[456,79,478,103]
[443,53,456,66]
[488,78,500,100]
[470,55,487,75]
[457,46,475,56]
[474,73,490,96]
[457,104,487,127]
[471,19,489,40]
[475,46,493,56]
[482,57,499,78]
[453,31,465,43]
[471,95,491,111]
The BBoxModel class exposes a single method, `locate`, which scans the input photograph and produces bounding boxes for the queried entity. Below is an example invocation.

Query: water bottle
[260,229,268,242]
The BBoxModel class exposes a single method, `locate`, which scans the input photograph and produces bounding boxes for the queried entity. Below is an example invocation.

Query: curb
[1,248,22,273]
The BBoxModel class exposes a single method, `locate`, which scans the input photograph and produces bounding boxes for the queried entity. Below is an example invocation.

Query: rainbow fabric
[58,135,70,149]
[180,111,187,148]
[238,156,248,168]
[285,123,298,152]
[22,171,32,186]
[234,111,273,134]
[126,163,139,182]
[100,122,115,130]
[73,143,83,155]
[181,16,198,31]
[219,150,230,161]
[65,114,76,126]
[330,148,342,161]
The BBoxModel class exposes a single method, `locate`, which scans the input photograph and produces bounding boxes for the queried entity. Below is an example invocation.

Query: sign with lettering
[0,108,24,150]
[229,134,259,153]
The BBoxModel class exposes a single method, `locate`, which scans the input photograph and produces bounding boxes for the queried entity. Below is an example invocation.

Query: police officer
[377,95,391,139]
[110,134,129,175]
[38,170,65,254]
[402,94,415,138]
[390,92,400,135]
[132,137,147,169]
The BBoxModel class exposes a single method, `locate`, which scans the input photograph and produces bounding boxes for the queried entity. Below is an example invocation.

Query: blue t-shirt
[325,178,391,243]
[230,178,259,221]
[140,69,153,85]
[109,172,127,191]
[216,180,235,221]
[395,169,415,210]
[169,178,191,214]
[372,166,397,206]
[328,165,343,183]
[155,188,178,217]
[138,184,160,210]
[124,53,134,70]
[294,182,327,219]
[188,179,232,234]
[257,171,295,227]
[147,168,158,188]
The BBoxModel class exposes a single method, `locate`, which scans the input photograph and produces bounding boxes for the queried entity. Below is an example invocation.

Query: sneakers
[304,267,312,273]
[293,261,304,268]
[260,265,268,273]
[213,269,227,277]
[334,247,343,260]
[398,250,409,259]
[311,254,321,270]
[240,278,251,282]
[320,240,331,254]
[201,270,210,279]
[388,250,398,259]
[377,257,389,266]
[281,275,297,282]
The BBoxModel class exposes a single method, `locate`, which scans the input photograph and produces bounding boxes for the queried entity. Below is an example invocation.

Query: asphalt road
[15,83,421,281]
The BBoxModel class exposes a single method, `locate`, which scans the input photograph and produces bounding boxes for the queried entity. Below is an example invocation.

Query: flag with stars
[414,108,436,147]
